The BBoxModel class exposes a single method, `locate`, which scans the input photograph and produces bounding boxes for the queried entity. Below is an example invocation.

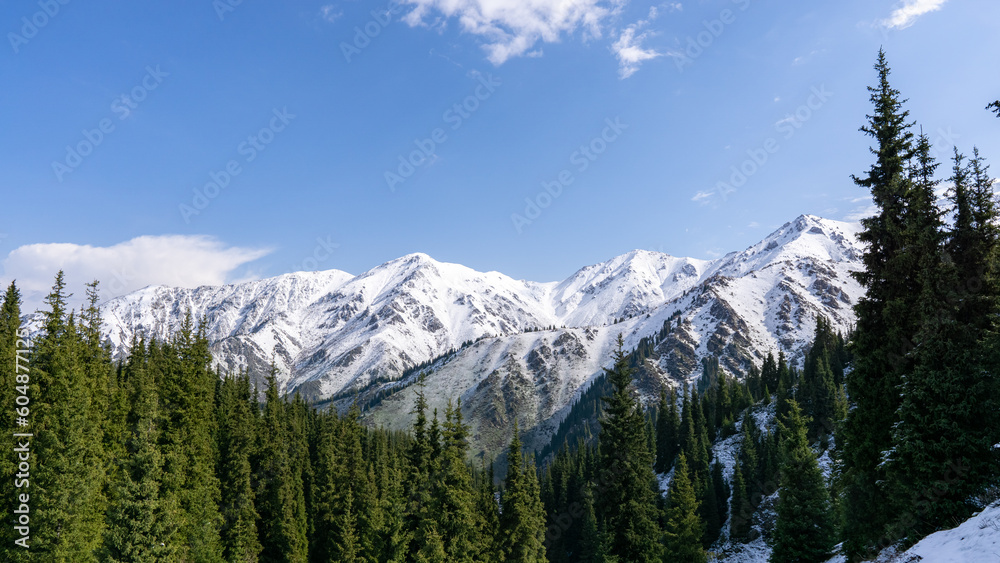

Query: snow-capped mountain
[357,215,865,456]
[84,214,864,458]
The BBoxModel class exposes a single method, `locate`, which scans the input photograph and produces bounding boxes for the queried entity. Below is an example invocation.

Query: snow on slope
[92,247,713,398]
[352,215,865,457]
[816,503,1000,563]
[81,214,863,457]
[549,250,713,327]
[101,269,355,378]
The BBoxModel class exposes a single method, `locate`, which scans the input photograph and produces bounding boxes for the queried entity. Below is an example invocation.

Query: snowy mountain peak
[80,214,865,456]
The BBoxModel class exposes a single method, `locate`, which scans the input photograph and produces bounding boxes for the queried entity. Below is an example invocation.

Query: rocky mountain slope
[79,214,864,458]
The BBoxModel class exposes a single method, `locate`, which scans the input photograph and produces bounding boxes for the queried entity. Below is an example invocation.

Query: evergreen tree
[217,372,262,563]
[29,272,107,560]
[104,341,178,562]
[655,387,679,473]
[842,49,918,560]
[577,484,600,563]
[729,462,753,543]
[663,454,706,563]
[499,423,547,563]
[405,383,442,561]
[797,317,845,445]
[256,368,308,562]
[594,335,663,562]
[770,401,834,563]
[474,462,500,563]
[761,352,779,395]
[889,143,1000,539]
[158,315,225,561]
[433,400,478,562]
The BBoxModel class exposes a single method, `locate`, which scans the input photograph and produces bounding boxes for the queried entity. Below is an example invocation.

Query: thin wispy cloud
[320,4,343,23]
[612,6,662,79]
[881,0,949,30]
[692,190,714,204]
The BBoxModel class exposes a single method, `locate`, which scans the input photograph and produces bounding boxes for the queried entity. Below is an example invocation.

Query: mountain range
[79,214,865,458]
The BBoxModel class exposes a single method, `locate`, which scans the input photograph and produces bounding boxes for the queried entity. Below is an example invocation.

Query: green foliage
[842,49,920,559]
[500,424,548,563]
[770,401,834,563]
[654,387,680,473]
[663,454,706,563]
[29,273,107,561]
[594,335,663,562]
[103,341,178,563]
[796,317,847,445]
[729,463,753,543]
[216,372,262,563]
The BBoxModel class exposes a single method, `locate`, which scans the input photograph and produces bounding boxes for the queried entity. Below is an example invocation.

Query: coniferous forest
[2,51,1000,562]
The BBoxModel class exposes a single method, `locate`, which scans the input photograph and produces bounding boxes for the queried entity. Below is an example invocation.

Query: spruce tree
[29,273,107,560]
[729,462,753,543]
[104,341,178,562]
[256,368,308,562]
[770,401,834,563]
[577,484,600,563]
[159,314,225,561]
[798,317,843,445]
[432,400,478,562]
[217,372,262,563]
[889,143,1000,539]
[405,383,442,560]
[842,49,918,560]
[499,423,547,563]
[474,462,500,563]
[594,335,663,562]
[663,454,706,563]
[655,387,679,473]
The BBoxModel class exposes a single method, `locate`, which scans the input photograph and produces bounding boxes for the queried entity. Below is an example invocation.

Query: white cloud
[400,0,623,65]
[691,190,714,204]
[748,221,760,228]
[1,235,272,312]
[320,4,343,23]
[843,205,877,222]
[612,7,662,78]
[881,0,948,30]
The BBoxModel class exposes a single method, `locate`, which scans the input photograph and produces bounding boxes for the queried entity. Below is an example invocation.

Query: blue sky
[2,0,998,309]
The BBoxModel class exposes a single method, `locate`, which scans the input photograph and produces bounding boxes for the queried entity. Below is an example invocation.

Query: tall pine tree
[770,401,834,563]
[841,49,919,560]
[594,335,663,562]
[499,422,547,563]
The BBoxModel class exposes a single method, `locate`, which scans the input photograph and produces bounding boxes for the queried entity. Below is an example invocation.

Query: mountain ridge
[46,213,865,458]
